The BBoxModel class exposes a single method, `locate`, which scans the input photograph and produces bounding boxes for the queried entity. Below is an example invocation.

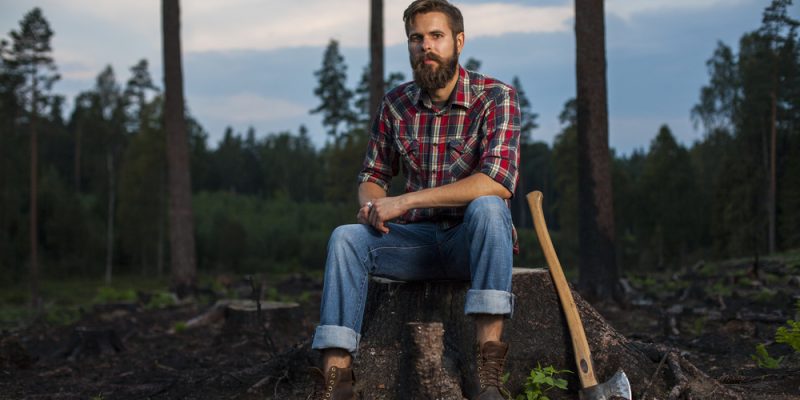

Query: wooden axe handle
[527,191,598,389]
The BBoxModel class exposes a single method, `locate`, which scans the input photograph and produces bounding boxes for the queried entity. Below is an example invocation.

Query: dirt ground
[1,258,799,399]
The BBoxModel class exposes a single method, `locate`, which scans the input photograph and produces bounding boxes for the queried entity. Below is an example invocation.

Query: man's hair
[403,0,464,37]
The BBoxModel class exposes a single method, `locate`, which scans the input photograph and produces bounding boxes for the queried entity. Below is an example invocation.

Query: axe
[526,191,632,400]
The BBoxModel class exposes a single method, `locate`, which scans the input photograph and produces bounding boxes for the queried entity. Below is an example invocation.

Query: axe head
[578,370,632,400]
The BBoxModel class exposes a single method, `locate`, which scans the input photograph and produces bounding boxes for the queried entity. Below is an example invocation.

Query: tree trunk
[574,0,620,302]
[258,269,742,399]
[29,94,39,311]
[162,0,197,297]
[768,89,777,254]
[105,151,115,284]
[73,124,81,191]
[369,0,384,117]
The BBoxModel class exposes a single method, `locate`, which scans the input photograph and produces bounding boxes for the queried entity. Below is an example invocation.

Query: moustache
[414,53,444,67]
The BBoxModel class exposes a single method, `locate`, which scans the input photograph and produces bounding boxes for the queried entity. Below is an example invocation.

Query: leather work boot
[476,341,511,400]
[308,366,356,400]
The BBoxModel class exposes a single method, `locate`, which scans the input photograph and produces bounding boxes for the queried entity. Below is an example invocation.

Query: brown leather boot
[308,366,356,400]
[476,341,511,400]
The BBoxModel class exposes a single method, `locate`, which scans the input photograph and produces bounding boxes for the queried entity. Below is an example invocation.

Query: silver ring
[366,201,373,209]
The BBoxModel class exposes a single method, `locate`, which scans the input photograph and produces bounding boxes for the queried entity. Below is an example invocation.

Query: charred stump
[216,299,307,353]
[57,327,125,361]
[258,268,743,399]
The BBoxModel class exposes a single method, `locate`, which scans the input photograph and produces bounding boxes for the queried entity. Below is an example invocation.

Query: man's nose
[422,36,433,51]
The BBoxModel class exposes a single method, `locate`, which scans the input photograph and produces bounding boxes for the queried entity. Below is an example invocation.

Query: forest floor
[1,251,799,399]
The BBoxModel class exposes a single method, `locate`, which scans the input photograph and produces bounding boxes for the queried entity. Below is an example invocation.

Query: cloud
[191,93,307,125]
[180,1,573,52]
[606,0,748,21]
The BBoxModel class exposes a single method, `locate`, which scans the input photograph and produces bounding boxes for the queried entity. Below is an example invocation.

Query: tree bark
[105,151,115,284]
[29,94,39,310]
[768,89,776,254]
[574,0,620,302]
[162,0,197,297]
[369,0,384,118]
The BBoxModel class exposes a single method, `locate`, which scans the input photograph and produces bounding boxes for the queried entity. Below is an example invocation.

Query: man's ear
[456,31,465,55]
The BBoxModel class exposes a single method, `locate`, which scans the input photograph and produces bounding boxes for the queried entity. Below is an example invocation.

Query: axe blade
[578,370,632,400]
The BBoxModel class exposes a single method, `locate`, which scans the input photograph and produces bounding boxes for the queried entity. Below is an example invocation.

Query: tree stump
[406,322,462,400]
[257,268,742,399]
[351,268,740,400]
[218,299,308,352]
[57,327,125,361]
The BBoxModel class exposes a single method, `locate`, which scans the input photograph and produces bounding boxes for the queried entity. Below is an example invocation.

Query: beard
[411,47,459,95]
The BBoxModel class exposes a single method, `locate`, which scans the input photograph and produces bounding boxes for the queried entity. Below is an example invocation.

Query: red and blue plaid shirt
[358,65,521,229]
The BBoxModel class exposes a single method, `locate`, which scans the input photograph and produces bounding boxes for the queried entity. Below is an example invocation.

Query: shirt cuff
[357,172,390,192]
[480,160,517,197]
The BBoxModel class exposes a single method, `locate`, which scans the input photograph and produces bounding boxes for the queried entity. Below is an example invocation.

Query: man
[309,1,520,399]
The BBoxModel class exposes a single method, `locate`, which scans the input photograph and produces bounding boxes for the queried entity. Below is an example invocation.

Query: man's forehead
[408,11,452,33]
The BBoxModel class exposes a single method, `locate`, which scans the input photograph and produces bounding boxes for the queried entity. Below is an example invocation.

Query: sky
[1,0,797,154]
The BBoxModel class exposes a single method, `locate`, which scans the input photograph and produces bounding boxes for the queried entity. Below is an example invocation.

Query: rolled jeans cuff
[312,325,361,356]
[464,289,515,318]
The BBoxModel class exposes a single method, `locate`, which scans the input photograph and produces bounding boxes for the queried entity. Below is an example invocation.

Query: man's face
[407,11,464,94]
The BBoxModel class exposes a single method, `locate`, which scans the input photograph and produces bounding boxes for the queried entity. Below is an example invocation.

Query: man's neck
[429,69,460,105]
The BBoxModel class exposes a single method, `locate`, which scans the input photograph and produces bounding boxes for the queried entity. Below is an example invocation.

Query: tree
[759,0,798,253]
[369,0,384,120]
[93,66,127,284]
[162,0,197,297]
[7,7,60,308]
[511,76,538,145]
[464,57,481,72]
[574,0,620,301]
[311,39,356,137]
[637,126,700,268]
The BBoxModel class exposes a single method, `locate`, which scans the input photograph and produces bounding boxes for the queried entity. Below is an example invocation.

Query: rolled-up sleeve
[357,101,397,191]
[479,88,521,196]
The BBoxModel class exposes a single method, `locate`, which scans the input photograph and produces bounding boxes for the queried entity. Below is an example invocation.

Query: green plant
[93,287,137,304]
[690,316,706,336]
[707,281,732,297]
[145,291,176,310]
[751,343,783,369]
[173,321,187,333]
[515,363,571,400]
[775,300,800,353]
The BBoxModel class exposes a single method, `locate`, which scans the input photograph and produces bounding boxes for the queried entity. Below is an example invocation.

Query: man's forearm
[358,181,388,206]
[399,173,511,210]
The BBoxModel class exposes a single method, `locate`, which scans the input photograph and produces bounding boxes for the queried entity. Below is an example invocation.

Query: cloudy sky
[1,0,795,154]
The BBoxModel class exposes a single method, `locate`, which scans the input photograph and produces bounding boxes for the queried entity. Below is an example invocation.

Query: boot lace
[478,353,505,389]
[308,367,337,400]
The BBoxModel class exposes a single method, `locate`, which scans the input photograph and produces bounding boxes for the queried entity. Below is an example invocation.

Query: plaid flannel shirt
[358,65,521,234]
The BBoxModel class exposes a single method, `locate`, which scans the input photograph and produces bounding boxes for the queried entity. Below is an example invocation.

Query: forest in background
[0,4,798,289]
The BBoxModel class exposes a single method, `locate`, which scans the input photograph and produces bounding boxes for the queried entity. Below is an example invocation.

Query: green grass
[0,274,171,329]
[0,270,322,328]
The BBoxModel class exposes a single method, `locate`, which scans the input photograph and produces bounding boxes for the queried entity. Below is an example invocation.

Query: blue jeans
[311,195,515,355]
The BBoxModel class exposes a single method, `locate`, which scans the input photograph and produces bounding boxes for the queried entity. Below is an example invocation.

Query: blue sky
[1,0,796,154]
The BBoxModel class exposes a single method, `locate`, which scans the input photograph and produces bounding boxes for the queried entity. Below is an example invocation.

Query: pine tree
[162,0,197,297]
[7,7,60,308]
[311,39,356,137]
[575,0,620,301]
[511,76,538,145]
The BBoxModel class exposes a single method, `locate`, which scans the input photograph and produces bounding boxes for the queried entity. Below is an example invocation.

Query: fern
[751,343,783,369]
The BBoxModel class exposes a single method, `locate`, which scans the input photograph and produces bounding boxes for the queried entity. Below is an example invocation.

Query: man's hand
[356,196,409,234]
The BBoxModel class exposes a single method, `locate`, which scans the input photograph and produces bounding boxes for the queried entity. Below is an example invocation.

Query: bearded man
[309,1,521,399]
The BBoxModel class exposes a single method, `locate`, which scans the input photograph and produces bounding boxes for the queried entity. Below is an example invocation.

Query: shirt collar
[411,65,472,110]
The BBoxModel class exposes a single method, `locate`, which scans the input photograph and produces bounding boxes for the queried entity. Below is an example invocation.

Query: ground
[1,253,799,399]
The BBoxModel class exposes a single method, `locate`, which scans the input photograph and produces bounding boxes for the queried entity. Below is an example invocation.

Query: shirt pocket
[392,122,421,174]
[447,134,481,179]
